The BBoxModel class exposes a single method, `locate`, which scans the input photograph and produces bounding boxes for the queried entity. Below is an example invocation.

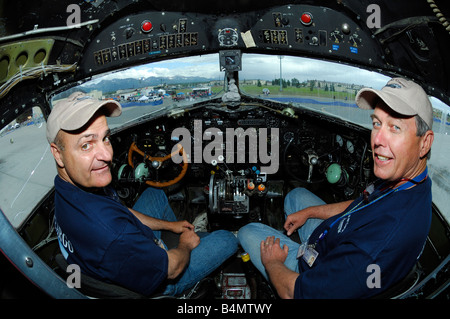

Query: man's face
[370,103,430,185]
[51,114,113,189]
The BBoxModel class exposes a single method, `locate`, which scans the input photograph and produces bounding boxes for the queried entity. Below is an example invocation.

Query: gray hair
[53,131,65,151]
[415,115,431,159]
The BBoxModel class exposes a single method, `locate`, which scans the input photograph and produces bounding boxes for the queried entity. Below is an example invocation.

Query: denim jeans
[133,187,238,296]
[237,188,325,280]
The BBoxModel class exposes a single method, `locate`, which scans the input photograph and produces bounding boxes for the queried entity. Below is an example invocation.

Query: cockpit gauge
[346,140,355,153]
[218,28,239,47]
[225,56,235,65]
[219,49,242,71]
[335,134,343,147]
[154,135,165,146]
[266,115,280,128]
[330,29,344,44]
[283,131,295,143]
[349,32,362,47]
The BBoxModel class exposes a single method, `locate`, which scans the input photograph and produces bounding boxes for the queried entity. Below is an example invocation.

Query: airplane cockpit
[0,0,449,301]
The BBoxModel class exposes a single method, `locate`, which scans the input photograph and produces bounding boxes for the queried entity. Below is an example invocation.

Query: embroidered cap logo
[384,83,402,89]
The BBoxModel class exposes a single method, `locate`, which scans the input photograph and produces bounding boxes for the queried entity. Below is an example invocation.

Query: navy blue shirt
[294,177,432,298]
[53,176,168,296]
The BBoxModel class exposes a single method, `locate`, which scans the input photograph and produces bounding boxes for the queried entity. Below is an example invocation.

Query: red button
[300,13,313,25]
[141,20,153,33]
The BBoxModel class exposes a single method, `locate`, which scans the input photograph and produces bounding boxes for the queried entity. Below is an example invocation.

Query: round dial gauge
[218,28,239,47]
[335,134,343,147]
[349,32,362,47]
[330,29,344,44]
[283,131,295,143]
[154,135,165,145]
[346,140,354,153]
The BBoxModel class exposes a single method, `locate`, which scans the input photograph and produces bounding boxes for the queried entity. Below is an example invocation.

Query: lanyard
[314,167,428,245]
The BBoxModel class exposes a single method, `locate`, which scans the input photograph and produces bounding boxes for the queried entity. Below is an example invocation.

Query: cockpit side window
[0,106,56,228]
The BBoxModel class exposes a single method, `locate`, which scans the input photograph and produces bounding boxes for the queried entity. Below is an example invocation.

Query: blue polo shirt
[53,176,168,296]
[294,177,432,299]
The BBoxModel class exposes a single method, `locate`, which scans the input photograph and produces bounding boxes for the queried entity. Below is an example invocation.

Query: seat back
[373,264,421,299]
[55,254,145,299]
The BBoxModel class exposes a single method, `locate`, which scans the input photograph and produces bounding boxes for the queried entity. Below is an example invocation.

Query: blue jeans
[237,188,325,280]
[133,187,238,296]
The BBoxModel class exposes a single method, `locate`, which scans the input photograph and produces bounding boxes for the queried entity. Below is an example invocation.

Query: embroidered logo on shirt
[337,215,351,233]
[54,218,75,258]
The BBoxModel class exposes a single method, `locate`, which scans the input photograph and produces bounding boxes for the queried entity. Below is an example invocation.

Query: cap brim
[355,89,379,110]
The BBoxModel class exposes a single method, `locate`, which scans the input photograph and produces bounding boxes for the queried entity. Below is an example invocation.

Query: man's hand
[178,228,200,250]
[284,209,310,236]
[169,220,194,234]
[260,236,288,266]
[284,200,353,236]
[128,207,195,234]
[260,236,297,299]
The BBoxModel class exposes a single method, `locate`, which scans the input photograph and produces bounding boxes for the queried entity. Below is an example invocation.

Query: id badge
[302,247,319,267]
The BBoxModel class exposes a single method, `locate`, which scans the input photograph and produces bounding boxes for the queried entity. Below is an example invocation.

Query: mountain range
[81,76,214,93]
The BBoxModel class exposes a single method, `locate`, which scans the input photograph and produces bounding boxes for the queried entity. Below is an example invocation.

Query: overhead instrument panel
[248,4,380,64]
[80,5,383,76]
[80,11,208,74]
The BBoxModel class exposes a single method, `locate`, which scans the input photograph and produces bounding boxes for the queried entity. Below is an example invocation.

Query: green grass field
[210,84,356,100]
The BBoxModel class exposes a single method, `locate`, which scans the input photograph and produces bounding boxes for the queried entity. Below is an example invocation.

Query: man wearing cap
[238,78,434,298]
[48,92,238,297]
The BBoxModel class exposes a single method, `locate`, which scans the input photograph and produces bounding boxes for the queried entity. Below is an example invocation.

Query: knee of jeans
[212,230,238,252]
[238,222,258,235]
[144,187,165,199]
[237,223,259,244]
[284,187,308,211]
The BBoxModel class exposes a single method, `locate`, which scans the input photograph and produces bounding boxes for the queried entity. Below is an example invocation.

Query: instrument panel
[80,4,381,75]
[112,104,371,203]
[87,12,205,69]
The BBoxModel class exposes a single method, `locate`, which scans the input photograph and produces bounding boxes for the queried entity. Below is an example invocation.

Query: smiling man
[47,92,238,297]
[238,78,434,298]
[365,81,433,185]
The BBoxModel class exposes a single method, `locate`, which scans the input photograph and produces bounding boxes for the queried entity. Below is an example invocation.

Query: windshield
[1,53,449,228]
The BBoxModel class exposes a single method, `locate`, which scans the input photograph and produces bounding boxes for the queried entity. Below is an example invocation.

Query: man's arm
[128,208,199,279]
[166,229,200,279]
[284,200,353,236]
[128,208,193,233]
[260,236,298,299]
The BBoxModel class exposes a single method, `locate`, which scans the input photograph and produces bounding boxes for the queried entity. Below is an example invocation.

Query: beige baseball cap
[46,91,122,143]
[356,77,433,129]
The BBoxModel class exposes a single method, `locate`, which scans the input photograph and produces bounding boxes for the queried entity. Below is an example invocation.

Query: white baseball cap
[356,77,433,129]
[46,92,122,143]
